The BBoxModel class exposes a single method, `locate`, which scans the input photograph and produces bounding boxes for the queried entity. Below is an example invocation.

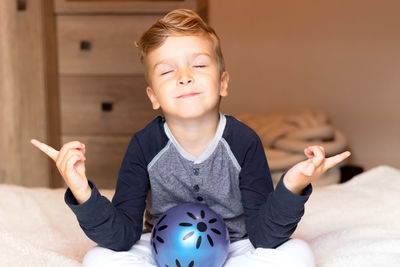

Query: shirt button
[193,168,200,176]
[196,196,203,201]
[193,185,200,192]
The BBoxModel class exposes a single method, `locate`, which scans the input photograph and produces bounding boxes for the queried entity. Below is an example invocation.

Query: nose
[179,78,192,85]
[177,68,194,86]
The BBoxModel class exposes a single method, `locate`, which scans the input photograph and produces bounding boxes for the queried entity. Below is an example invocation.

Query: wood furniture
[54,0,206,188]
[0,0,207,188]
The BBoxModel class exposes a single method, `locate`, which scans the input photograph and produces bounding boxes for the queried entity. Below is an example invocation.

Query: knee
[288,238,315,267]
[82,245,155,267]
[82,246,115,267]
[280,238,315,267]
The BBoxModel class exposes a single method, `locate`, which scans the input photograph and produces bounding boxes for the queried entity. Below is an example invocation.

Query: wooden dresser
[54,0,206,188]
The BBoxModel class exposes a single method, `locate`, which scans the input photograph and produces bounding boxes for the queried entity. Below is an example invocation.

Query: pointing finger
[30,139,58,161]
[324,151,351,170]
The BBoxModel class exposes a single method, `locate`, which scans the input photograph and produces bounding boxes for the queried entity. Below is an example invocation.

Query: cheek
[197,72,219,85]
[209,76,222,91]
[151,78,169,93]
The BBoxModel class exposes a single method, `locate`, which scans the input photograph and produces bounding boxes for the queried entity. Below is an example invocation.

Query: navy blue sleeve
[225,116,312,248]
[65,134,149,251]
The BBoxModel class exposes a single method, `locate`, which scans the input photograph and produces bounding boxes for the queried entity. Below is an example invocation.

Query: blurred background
[1,0,399,188]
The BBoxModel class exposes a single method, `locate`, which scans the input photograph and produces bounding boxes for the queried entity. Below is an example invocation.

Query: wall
[209,0,400,170]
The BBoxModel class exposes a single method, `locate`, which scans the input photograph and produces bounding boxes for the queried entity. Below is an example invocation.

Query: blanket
[0,165,399,266]
[295,165,400,266]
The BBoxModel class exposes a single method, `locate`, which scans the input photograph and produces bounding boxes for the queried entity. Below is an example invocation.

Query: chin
[169,110,215,121]
[164,102,219,121]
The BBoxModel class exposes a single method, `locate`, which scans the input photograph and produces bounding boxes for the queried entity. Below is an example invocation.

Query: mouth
[177,92,200,99]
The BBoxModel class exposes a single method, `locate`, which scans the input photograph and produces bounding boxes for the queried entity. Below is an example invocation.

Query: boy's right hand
[30,139,91,204]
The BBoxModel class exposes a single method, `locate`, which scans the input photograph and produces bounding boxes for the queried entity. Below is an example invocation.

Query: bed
[1,165,399,266]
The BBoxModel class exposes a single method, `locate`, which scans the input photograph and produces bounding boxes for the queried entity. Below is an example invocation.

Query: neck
[165,112,220,158]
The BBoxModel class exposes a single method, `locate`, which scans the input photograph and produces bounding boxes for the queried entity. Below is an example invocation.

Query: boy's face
[145,34,229,121]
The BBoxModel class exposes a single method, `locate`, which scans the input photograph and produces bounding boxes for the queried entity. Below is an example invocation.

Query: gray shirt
[65,114,312,251]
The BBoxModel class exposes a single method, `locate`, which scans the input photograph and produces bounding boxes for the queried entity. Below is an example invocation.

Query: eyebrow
[152,52,212,71]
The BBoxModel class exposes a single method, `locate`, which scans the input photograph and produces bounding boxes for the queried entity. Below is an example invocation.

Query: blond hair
[135,9,226,74]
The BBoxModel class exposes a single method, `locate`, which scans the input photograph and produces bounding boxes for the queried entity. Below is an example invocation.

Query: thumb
[300,160,316,177]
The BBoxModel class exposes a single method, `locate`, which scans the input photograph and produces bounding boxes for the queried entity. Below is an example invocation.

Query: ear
[219,71,229,97]
[146,86,161,110]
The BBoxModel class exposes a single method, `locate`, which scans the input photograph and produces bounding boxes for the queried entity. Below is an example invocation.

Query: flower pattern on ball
[178,209,221,249]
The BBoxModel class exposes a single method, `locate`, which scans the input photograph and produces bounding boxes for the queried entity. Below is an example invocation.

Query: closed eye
[161,70,173,75]
[194,65,206,68]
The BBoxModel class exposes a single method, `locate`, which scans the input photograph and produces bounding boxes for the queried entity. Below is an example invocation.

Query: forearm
[245,177,312,248]
[65,181,144,251]
[246,204,297,248]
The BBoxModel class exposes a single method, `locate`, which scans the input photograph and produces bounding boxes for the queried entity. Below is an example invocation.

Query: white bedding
[0,165,399,266]
[295,165,400,266]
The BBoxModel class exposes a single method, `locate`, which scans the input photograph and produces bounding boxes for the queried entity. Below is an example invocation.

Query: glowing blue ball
[151,203,230,267]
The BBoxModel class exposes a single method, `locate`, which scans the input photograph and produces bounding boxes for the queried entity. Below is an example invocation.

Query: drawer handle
[101,102,113,112]
[17,0,27,11]
[80,40,92,51]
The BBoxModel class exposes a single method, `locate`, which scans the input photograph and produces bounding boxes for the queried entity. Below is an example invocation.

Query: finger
[305,146,325,166]
[57,141,86,166]
[59,150,86,173]
[324,151,351,170]
[304,147,314,159]
[30,139,58,161]
[80,147,86,156]
[304,146,316,159]
[304,145,325,158]
[60,154,84,185]
[65,154,85,175]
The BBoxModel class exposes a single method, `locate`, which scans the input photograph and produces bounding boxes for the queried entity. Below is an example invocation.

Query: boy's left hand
[283,146,351,195]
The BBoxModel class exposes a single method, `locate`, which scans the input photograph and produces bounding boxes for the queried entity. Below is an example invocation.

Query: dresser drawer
[60,75,159,135]
[62,135,131,189]
[54,0,197,14]
[57,15,160,75]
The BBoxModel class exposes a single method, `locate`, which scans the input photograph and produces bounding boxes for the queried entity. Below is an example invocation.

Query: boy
[31,9,350,267]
